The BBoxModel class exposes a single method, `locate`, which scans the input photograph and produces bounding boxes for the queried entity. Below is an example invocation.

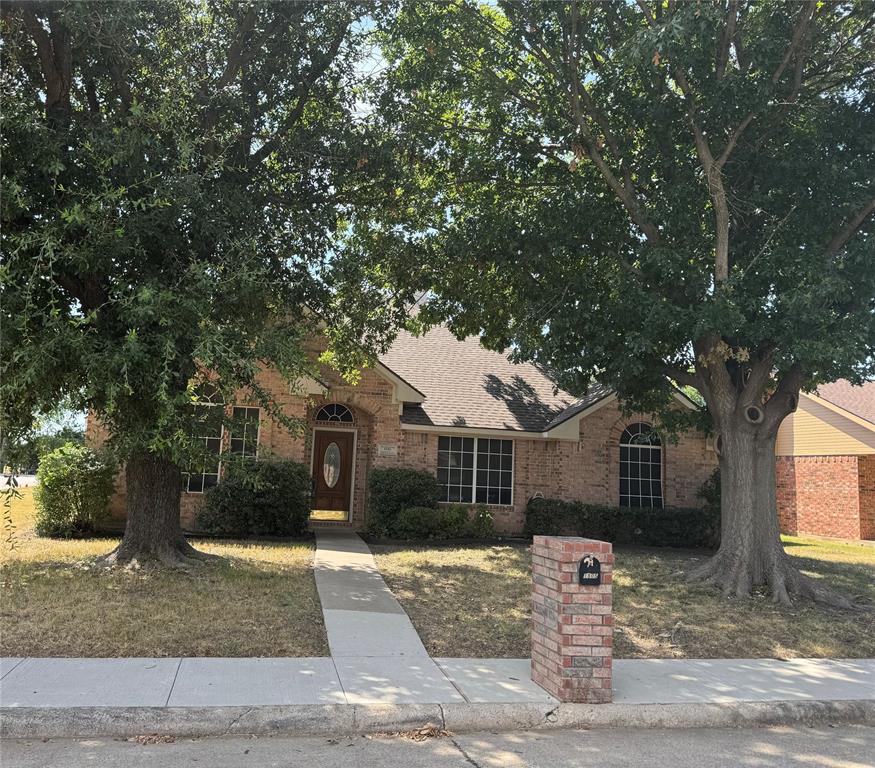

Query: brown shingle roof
[379,326,610,432]
[815,379,875,426]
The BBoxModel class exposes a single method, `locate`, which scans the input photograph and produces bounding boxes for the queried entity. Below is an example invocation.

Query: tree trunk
[102,450,216,568]
[689,417,854,608]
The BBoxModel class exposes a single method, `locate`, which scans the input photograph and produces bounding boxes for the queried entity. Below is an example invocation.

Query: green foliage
[438,503,470,538]
[2,425,84,474]
[197,459,311,538]
[697,469,721,516]
[0,1,400,477]
[366,467,440,535]
[34,443,115,537]
[467,504,495,539]
[352,0,875,423]
[392,504,492,540]
[393,506,444,539]
[524,498,720,550]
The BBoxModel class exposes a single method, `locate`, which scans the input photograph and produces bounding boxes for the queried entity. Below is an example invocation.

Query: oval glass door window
[323,442,341,488]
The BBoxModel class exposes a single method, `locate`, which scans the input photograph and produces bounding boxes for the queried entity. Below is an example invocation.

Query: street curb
[2,699,873,739]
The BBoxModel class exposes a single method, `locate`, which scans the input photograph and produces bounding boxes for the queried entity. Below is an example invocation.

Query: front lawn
[373,538,875,659]
[1,489,328,657]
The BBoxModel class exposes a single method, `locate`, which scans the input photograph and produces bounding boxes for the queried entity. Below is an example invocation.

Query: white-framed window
[315,403,354,423]
[619,422,663,508]
[437,436,513,506]
[185,400,224,493]
[230,406,260,458]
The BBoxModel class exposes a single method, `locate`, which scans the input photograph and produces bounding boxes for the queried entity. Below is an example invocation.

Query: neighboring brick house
[89,326,716,534]
[776,380,875,541]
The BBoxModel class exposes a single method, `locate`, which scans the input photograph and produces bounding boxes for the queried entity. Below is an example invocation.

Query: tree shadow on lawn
[374,542,875,660]
[0,537,328,658]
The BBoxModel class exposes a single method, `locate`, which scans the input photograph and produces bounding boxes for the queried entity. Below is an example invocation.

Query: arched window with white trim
[314,403,354,423]
[619,423,663,508]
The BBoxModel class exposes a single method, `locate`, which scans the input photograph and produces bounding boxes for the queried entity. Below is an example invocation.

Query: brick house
[90,326,717,534]
[776,380,875,541]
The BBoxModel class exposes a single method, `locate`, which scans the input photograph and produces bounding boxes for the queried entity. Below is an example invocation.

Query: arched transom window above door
[314,403,354,423]
[619,422,663,508]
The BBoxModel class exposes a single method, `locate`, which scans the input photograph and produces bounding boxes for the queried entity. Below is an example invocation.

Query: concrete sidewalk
[2,657,872,709]
[2,656,873,738]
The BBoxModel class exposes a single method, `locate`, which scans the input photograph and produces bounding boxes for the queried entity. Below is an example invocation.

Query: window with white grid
[185,401,223,493]
[437,436,513,505]
[437,436,475,503]
[619,423,663,508]
[230,407,260,459]
[475,438,513,505]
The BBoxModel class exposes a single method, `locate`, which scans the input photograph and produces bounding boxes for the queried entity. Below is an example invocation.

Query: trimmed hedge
[393,506,444,539]
[197,459,310,537]
[391,503,495,541]
[366,467,440,536]
[524,497,719,549]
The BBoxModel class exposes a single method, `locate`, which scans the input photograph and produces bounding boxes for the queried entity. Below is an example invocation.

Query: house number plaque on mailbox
[578,555,601,586]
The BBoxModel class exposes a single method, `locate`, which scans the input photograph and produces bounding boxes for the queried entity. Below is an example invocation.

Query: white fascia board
[374,361,426,405]
[400,422,548,440]
[542,393,618,440]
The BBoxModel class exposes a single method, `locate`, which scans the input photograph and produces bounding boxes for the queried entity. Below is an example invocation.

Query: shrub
[524,497,720,549]
[439,504,470,538]
[198,459,310,537]
[467,504,495,538]
[393,506,443,539]
[366,467,440,536]
[697,468,721,515]
[34,443,116,537]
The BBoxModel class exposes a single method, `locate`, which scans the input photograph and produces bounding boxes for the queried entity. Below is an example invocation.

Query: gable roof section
[813,380,875,428]
[380,326,583,433]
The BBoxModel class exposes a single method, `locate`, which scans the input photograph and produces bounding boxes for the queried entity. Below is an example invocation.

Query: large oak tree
[1,1,397,565]
[356,1,875,604]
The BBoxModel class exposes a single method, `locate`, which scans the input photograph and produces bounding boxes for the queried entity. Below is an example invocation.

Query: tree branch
[715,1,738,80]
[19,7,71,124]
[672,67,731,283]
[824,197,875,258]
[249,18,351,165]
[567,2,660,244]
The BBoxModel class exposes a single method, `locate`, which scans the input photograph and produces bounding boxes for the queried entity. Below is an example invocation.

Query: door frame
[309,426,358,520]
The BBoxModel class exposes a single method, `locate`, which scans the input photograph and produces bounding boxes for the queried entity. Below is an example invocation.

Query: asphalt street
[2,725,873,767]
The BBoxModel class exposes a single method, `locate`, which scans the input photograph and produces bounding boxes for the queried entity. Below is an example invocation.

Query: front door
[312,430,355,518]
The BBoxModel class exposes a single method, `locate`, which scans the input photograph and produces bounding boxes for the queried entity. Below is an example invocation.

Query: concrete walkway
[313,529,467,703]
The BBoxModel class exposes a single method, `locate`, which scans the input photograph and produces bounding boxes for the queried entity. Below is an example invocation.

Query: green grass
[1,488,328,657]
[373,537,875,659]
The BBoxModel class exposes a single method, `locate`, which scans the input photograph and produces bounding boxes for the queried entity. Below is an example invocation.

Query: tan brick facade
[89,364,716,534]
[531,536,614,703]
[776,455,875,540]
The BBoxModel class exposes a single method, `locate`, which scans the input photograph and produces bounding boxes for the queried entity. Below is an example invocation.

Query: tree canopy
[348,0,875,603]
[0,0,400,563]
[361,0,874,408]
[1,0,395,458]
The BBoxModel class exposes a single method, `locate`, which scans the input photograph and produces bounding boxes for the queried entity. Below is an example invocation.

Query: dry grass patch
[373,538,875,659]
[1,488,327,657]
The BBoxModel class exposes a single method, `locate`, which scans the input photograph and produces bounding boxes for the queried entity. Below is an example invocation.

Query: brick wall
[531,536,613,703]
[856,455,875,540]
[776,455,863,540]
[88,366,716,535]
[396,402,714,535]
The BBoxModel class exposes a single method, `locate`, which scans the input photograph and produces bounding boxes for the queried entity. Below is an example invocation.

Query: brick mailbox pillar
[531,536,613,703]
